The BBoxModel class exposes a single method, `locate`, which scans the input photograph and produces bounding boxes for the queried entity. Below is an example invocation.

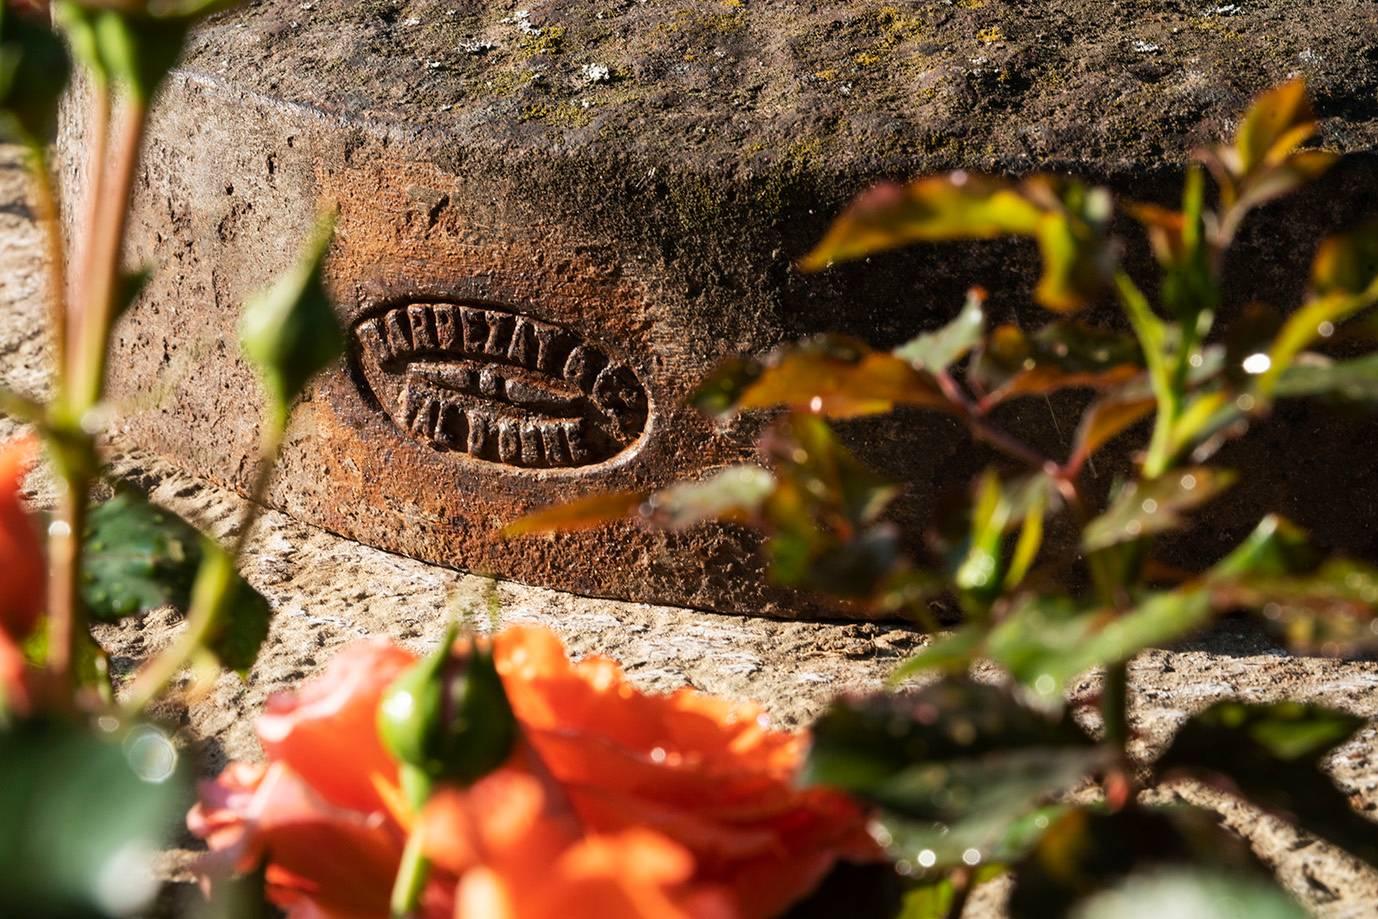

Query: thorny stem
[46,89,132,689]
[69,83,109,384]
[25,147,69,392]
[75,99,145,411]
[390,828,431,919]
[46,479,86,689]
[936,371,1058,475]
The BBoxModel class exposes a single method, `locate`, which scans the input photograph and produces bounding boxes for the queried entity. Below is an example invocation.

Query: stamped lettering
[353,301,649,469]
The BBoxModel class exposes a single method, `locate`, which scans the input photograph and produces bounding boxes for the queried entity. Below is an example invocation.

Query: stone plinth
[75,0,1378,616]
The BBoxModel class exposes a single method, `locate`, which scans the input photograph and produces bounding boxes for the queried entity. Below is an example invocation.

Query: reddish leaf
[732,336,953,419]
[502,490,647,536]
[1068,394,1155,472]
[973,322,1142,407]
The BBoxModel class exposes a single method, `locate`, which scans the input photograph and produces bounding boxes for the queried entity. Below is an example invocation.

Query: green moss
[517,24,567,58]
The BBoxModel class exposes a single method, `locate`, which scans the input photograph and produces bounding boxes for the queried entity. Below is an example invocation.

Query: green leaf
[1009,805,1271,919]
[82,491,204,622]
[1206,515,1378,654]
[91,8,189,103]
[644,465,774,528]
[986,596,1104,700]
[504,466,775,537]
[239,214,344,430]
[1311,220,1378,299]
[1274,352,1378,404]
[0,717,187,916]
[948,472,1054,615]
[1082,467,1236,552]
[1025,179,1115,313]
[764,413,901,528]
[805,679,1101,873]
[1074,867,1305,919]
[799,173,1043,271]
[889,626,985,684]
[1155,700,1378,867]
[193,542,272,676]
[896,876,959,919]
[989,590,1214,702]
[0,7,71,145]
[894,288,986,372]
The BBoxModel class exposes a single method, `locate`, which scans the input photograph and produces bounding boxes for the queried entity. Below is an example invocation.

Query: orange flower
[492,626,879,917]
[191,626,876,918]
[0,436,43,644]
[420,766,733,919]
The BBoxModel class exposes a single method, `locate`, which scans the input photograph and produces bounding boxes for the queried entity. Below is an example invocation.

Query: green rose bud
[377,626,518,797]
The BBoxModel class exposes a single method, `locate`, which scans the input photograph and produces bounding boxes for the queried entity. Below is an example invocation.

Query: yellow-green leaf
[800,172,1042,270]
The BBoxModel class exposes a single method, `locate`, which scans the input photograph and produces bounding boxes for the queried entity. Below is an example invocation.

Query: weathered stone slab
[77,0,1378,615]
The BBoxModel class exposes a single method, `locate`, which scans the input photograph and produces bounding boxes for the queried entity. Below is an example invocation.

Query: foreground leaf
[1025,178,1115,313]
[0,718,186,916]
[1082,467,1235,552]
[805,679,1101,872]
[1207,515,1378,653]
[194,542,273,675]
[0,6,71,145]
[82,491,203,621]
[894,288,986,372]
[800,173,1042,270]
[695,335,952,419]
[972,321,1142,407]
[1068,394,1154,471]
[1274,352,1378,404]
[1073,867,1305,919]
[503,490,646,536]
[1010,805,1272,919]
[643,465,776,528]
[1156,700,1378,867]
[988,590,1213,701]
[240,214,344,430]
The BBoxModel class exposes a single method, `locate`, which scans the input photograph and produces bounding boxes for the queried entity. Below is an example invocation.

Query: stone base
[67,0,1378,615]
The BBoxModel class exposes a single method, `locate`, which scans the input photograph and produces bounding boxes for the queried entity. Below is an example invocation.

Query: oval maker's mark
[353,301,649,469]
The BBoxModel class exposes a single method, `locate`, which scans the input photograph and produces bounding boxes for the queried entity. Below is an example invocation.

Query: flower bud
[377,626,517,792]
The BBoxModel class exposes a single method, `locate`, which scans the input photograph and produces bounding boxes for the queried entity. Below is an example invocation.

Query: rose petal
[257,639,416,813]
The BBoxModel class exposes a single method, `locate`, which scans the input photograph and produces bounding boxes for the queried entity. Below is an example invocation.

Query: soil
[8,96,1378,919]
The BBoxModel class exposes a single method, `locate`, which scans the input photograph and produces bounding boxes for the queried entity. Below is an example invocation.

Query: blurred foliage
[510,78,1378,916]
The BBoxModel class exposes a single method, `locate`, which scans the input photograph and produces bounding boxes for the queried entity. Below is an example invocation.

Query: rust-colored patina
[77,0,1378,616]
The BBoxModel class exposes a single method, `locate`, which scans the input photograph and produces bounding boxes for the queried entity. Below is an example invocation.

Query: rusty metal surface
[71,0,1378,616]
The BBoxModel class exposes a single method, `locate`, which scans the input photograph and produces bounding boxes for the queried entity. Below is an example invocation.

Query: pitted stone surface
[6,144,1378,914]
[61,0,1378,615]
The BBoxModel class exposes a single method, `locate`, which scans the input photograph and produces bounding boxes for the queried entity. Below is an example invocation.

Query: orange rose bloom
[0,436,43,644]
[191,625,875,918]
[492,626,878,918]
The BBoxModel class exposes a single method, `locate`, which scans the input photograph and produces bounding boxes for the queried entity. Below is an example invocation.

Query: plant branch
[937,371,1058,474]
[23,145,70,393]
[74,98,146,412]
